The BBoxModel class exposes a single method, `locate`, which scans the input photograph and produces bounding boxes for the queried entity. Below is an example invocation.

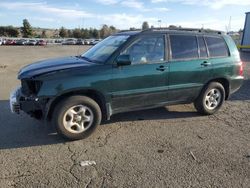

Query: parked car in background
[76,39,84,45]
[55,39,63,44]
[37,40,47,46]
[16,39,27,45]
[5,39,16,45]
[90,39,102,45]
[10,28,244,140]
[62,39,77,45]
[0,38,2,45]
[2,38,7,45]
[89,39,95,45]
[84,39,91,45]
[27,39,37,46]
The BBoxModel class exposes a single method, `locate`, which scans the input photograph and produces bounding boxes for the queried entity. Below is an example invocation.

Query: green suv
[10,29,244,140]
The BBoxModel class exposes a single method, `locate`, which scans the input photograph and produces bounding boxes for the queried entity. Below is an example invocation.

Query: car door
[110,34,169,114]
[168,34,213,102]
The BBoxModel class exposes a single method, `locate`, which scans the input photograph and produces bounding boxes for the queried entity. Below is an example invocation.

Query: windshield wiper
[77,55,103,64]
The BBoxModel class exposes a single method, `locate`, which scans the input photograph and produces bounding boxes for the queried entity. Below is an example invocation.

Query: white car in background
[27,39,37,45]
[0,38,3,45]
[91,39,102,45]
[62,39,77,45]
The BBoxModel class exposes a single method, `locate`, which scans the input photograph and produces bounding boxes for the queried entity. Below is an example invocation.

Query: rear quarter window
[170,35,198,60]
[205,36,229,58]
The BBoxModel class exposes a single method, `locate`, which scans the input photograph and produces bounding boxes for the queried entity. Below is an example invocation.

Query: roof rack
[142,27,225,34]
[118,29,142,33]
[118,27,225,35]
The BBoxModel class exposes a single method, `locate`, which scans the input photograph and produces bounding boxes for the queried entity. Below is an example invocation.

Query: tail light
[239,61,243,76]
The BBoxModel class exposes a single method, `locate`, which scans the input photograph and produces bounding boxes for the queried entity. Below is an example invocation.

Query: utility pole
[82,17,85,29]
[227,16,232,33]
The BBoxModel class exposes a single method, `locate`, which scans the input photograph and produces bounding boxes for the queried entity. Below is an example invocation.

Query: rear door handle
[156,65,166,71]
[201,61,211,67]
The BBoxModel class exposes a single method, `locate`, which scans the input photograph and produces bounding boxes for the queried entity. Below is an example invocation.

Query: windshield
[81,35,130,63]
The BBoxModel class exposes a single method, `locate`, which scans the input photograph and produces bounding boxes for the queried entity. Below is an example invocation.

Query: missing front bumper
[9,86,21,114]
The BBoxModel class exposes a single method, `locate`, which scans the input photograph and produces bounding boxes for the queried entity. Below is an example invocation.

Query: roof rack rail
[141,27,225,34]
[118,29,142,33]
[118,27,225,35]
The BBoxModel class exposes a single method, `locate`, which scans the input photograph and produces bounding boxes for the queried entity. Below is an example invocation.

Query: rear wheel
[194,82,225,115]
[53,96,101,140]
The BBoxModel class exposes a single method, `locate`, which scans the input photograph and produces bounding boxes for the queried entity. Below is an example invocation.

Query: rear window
[205,36,229,57]
[170,35,198,60]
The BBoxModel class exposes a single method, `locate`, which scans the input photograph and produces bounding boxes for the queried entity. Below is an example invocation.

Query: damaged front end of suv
[10,79,45,119]
[10,55,99,120]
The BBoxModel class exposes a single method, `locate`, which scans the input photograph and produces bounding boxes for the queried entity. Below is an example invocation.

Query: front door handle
[201,61,211,67]
[156,65,166,71]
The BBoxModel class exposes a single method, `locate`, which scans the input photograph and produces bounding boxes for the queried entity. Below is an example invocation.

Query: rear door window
[198,36,208,58]
[170,35,198,60]
[205,36,229,58]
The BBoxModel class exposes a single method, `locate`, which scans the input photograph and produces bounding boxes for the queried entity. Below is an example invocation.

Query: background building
[241,12,250,50]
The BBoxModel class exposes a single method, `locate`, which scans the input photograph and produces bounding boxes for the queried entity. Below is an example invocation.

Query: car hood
[18,56,97,79]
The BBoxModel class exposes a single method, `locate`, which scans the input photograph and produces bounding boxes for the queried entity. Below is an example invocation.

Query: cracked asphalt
[0,46,250,188]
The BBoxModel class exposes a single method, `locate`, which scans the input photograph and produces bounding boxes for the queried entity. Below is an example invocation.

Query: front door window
[121,36,165,64]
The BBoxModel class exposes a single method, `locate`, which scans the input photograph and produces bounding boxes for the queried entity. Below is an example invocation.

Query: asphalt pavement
[0,47,249,188]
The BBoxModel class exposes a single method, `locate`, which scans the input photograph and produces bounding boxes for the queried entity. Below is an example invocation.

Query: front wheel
[53,96,102,140]
[194,82,225,115]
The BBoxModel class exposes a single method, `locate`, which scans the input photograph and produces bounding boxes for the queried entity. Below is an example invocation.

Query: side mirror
[116,54,131,66]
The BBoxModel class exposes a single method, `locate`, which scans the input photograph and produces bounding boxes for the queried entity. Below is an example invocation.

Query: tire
[194,82,225,115]
[53,96,102,140]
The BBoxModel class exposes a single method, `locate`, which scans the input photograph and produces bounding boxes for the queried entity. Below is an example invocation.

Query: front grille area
[21,79,42,96]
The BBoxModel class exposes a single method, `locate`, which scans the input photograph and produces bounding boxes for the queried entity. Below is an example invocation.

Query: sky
[0,0,249,31]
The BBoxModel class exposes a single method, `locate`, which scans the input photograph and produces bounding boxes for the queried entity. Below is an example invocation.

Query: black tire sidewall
[53,96,101,140]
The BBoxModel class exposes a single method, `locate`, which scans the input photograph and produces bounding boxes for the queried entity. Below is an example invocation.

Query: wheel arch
[46,89,109,121]
[204,78,230,100]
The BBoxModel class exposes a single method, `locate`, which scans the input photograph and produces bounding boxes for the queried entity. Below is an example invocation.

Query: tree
[73,28,82,38]
[81,28,90,39]
[9,27,19,37]
[142,21,149,30]
[41,30,47,38]
[168,25,178,29]
[59,27,67,38]
[21,19,33,37]
[67,30,72,38]
[7,26,19,37]
[100,24,110,38]
[109,25,116,32]
[92,29,99,38]
[0,26,19,37]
